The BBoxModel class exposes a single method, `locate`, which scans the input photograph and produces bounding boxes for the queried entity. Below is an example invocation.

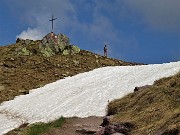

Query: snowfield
[0,62,180,134]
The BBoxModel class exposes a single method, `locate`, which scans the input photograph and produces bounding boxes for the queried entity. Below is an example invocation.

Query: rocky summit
[16,32,80,57]
[0,33,140,103]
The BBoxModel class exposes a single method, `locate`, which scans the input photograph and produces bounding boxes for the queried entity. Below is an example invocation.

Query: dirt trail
[43,117,103,135]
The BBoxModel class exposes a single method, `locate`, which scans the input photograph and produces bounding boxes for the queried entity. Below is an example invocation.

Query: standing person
[104,44,107,57]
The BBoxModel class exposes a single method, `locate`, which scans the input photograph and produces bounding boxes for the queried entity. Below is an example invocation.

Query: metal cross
[49,15,57,32]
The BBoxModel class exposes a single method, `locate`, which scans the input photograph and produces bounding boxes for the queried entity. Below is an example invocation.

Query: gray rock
[66,71,70,75]
[94,127,105,135]
[62,73,68,77]
[76,126,99,134]
[18,90,29,94]
[74,124,83,128]
[62,49,70,55]
[111,133,125,135]
[40,33,80,56]
[0,86,5,91]
[25,39,31,45]
[95,55,99,59]
[10,58,15,61]
[71,45,80,54]
[73,60,79,66]
[0,62,4,66]
[134,85,152,92]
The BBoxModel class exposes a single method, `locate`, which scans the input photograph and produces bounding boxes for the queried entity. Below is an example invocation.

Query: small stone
[62,74,68,77]
[62,50,69,55]
[66,71,70,74]
[25,39,31,45]
[95,55,99,59]
[10,58,15,61]
[96,60,99,63]
[76,127,98,134]
[73,60,79,66]
[74,124,83,128]
[0,86,5,91]
[71,45,80,54]
[18,90,29,94]
[111,133,125,135]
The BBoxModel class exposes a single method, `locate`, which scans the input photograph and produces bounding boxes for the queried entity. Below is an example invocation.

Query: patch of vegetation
[26,117,65,135]
[107,72,180,135]
[6,117,66,135]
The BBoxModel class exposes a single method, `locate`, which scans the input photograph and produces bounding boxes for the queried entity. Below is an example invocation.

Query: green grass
[26,117,65,135]
[28,123,51,135]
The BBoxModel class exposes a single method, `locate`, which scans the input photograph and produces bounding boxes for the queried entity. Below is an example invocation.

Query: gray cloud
[124,0,180,33]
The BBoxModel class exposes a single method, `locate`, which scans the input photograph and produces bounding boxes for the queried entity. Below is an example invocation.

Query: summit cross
[49,15,57,32]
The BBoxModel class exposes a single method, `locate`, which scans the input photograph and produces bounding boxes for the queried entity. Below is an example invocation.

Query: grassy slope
[0,42,139,103]
[107,72,180,135]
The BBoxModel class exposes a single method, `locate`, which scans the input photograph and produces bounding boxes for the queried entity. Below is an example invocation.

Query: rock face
[40,32,80,57]
[95,117,134,135]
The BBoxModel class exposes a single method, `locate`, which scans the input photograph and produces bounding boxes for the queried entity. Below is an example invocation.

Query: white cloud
[16,27,45,40]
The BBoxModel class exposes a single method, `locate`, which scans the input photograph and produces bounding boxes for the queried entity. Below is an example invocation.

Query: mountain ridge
[0,36,141,103]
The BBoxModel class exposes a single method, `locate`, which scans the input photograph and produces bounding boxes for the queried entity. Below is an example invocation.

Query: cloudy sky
[0,0,179,64]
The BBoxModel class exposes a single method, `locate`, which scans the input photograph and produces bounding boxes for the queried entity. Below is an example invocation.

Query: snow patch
[0,61,179,134]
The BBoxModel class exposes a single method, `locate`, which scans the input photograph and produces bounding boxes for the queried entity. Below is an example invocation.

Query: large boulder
[71,45,80,54]
[39,44,55,57]
[40,32,80,57]
[16,47,32,56]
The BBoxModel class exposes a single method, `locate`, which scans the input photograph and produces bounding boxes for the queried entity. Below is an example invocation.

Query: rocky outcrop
[63,116,132,135]
[134,85,152,92]
[39,32,80,57]
[15,32,81,57]
[94,116,134,135]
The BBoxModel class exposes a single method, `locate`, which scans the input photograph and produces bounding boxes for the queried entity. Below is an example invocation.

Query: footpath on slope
[42,117,103,135]
[6,117,103,135]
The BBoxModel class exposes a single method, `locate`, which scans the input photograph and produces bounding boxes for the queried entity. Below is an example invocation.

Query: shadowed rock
[134,85,152,92]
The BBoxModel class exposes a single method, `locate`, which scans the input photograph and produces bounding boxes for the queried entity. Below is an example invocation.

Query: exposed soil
[43,117,103,135]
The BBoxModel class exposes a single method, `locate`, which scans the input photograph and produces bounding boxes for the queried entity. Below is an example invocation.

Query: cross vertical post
[49,15,57,32]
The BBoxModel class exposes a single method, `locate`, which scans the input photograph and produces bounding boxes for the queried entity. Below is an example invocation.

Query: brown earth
[0,42,140,104]
[5,117,104,135]
[43,117,103,135]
